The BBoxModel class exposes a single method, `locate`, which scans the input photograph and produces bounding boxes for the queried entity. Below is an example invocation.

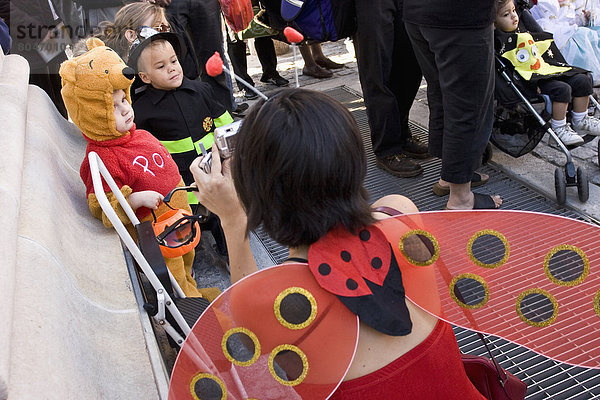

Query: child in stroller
[495,0,600,146]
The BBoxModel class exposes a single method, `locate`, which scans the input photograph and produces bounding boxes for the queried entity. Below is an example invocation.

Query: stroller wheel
[482,143,493,165]
[576,167,589,203]
[554,167,567,206]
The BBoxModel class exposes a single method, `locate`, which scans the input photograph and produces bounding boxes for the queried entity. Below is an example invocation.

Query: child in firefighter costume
[59,37,219,300]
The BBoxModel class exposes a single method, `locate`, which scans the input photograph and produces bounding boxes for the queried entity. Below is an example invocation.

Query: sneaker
[260,74,289,87]
[231,102,249,118]
[376,154,423,178]
[572,115,600,136]
[243,89,258,100]
[554,124,585,145]
[402,137,430,159]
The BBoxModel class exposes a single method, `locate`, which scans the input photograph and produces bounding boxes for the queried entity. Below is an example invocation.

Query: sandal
[472,192,500,209]
[445,192,501,210]
[432,172,489,196]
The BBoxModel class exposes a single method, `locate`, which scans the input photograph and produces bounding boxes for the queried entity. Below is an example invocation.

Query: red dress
[330,320,485,400]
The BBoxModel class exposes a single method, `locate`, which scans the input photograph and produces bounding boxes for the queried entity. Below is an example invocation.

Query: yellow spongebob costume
[60,38,219,300]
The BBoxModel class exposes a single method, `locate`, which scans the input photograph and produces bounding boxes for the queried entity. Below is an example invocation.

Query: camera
[199,120,241,173]
[215,120,242,159]
[199,151,213,174]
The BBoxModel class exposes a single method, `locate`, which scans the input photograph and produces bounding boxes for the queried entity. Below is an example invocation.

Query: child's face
[138,40,183,91]
[113,90,134,133]
[496,1,519,32]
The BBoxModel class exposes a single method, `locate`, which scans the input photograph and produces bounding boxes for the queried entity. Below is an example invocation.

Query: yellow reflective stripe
[195,133,215,154]
[187,191,199,205]
[160,137,194,154]
[161,135,215,155]
[214,111,234,127]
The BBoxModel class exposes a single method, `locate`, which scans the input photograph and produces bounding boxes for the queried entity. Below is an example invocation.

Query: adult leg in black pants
[227,36,288,95]
[354,0,427,178]
[227,39,255,90]
[255,36,288,86]
[166,0,238,112]
[405,22,501,209]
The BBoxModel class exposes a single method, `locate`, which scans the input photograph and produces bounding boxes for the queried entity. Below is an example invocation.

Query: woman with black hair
[189,89,483,398]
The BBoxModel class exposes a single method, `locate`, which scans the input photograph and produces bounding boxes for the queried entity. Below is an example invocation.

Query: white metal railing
[87,151,191,342]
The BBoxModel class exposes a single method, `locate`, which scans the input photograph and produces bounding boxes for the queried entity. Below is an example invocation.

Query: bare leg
[436,172,489,190]
[299,44,317,68]
[310,43,344,69]
[300,44,332,78]
[552,102,569,120]
[572,97,590,113]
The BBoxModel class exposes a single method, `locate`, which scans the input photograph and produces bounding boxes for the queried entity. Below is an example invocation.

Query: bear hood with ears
[60,38,136,142]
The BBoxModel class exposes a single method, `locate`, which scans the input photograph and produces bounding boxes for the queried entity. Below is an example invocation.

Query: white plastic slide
[0,51,162,399]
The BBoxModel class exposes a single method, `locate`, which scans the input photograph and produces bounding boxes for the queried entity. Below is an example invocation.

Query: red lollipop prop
[206,52,224,77]
[205,52,268,100]
[283,27,304,87]
[283,26,304,44]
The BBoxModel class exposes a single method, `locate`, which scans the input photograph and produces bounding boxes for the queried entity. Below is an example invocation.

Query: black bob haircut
[232,88,375,248]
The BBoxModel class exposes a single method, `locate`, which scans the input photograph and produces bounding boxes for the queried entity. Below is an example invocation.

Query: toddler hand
[128,190,164,211]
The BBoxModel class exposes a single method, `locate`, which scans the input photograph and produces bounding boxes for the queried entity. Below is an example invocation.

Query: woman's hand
[128,190,164,211]
[190,144,245,222]
[191,144,257,283]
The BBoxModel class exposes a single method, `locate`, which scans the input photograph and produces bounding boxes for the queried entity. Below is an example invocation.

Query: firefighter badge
[203,116,213,132]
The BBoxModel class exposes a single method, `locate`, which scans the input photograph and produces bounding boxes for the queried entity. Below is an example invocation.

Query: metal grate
[252,86,600,399]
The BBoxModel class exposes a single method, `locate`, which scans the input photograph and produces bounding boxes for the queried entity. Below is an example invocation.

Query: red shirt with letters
[79,124,182,221]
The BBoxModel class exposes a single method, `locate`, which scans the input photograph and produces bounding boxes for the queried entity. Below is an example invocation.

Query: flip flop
[472,192,500,209]
[444,192,501,210]
[432,172,490,196]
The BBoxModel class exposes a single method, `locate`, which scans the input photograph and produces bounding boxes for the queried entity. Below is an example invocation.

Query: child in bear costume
[60,37,219,300]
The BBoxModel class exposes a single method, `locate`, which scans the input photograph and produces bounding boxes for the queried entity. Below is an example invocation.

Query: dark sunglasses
[152,185,207,249]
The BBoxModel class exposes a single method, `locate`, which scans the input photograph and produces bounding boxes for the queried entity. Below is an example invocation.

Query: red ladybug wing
[168,264,359,400]
[308,225,392,297]
[378,210,600,369]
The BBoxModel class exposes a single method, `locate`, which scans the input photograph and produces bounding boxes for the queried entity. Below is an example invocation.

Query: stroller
[491,7,597,205]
